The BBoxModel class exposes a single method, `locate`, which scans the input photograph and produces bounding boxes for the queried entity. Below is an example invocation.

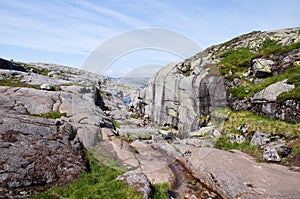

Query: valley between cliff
[1,26,300,199]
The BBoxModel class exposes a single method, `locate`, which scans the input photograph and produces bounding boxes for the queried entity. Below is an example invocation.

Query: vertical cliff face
[144,62,226,134]
[142,27,300,134]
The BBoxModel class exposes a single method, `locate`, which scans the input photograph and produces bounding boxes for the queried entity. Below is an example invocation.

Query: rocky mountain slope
[1,26,300,199]
[141,27,300,134]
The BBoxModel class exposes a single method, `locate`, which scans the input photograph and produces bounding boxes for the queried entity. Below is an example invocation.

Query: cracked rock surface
[0,114,88,198]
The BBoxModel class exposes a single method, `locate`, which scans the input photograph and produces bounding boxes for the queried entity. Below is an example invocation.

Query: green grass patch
[278,86,300,100]
[33,151,170,199]
[32,152,143,199]
[112,119,121,129]
[129,114,138,119]
[31,111,67,119]
[0,77,40,89]
[18,62,51,76]
[152,183,170,199]
[218,47,254,75]
[218,40,300,99]
[258,40,300,57]
[215,136,263,159]
[230,65,300,99]
[220,110,300,139]
[292,144,300,155]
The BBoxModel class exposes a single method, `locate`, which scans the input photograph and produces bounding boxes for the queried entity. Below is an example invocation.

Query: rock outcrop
[0,114,88,198]
[180,147,300,199]
[140,26,300,134]
[0,60,115,197]
[143,63,226,135]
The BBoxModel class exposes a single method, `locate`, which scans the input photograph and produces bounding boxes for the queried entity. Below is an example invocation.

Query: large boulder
[252,80,295,103]
[144,63,226,134]
[117,170,153,199]
[252,58,274,78]
[0,113,88,198]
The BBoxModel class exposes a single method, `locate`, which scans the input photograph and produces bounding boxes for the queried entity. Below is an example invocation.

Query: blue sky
[0,0,299,77]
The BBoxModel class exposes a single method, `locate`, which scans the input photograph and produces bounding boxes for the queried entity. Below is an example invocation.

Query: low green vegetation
[218,39,300,100]
[258,40,300,57]
[229,65,300,99]
[33,151,170,199]
[32,152,143,199]
[215,109,300,160]
[129,114,138,119]
[112,119,121,129]
[0,75,61,91]
[0,76,40,89]
[220,110,300,138]
[218,47,254,75]
[18,62,51,76]
[152,183,170,199]
[292,144,300,155]
[215,136,263,160]
[31,111,67,119]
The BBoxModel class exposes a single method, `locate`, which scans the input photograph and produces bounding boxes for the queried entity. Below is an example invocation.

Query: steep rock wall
[144,62,226,134]
[142,27,300,133]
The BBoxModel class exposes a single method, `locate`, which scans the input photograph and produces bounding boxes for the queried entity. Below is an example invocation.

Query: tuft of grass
[152,183,170,199]
[32,151,143,199]
[292,144,300,155]
[0,77,40,89]
[218,47,254,75]
[112,119,121,129]
[129,114,138,119]
[215,136,263,160]
[31,111,67,119]
[258,40,300,57]
[130,145,139,153]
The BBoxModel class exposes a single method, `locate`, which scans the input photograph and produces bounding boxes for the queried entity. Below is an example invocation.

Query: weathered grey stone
[237,123,248,134]
[180,147,300,198]
[0,113,88,198]
[40,83,55,91]
[264,141,291,159]
[252,80,295,102]
[144,63,226,134]
[250,132,270,147]
[117,170,152,199]
[227,133,246,144]
[263,148,281,162]
[252,58,274,77]
[189,126,220,138]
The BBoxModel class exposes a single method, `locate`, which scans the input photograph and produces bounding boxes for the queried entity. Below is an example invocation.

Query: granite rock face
[0,114,88,198]
[143,63,226,135]
[0,61,116,198]
[179,147,300,199]
[140,26,300,134]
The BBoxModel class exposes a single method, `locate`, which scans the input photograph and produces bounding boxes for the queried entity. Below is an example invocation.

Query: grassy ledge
[217,40,300,100]
[32,151,143,199]
[33,151,170,199]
